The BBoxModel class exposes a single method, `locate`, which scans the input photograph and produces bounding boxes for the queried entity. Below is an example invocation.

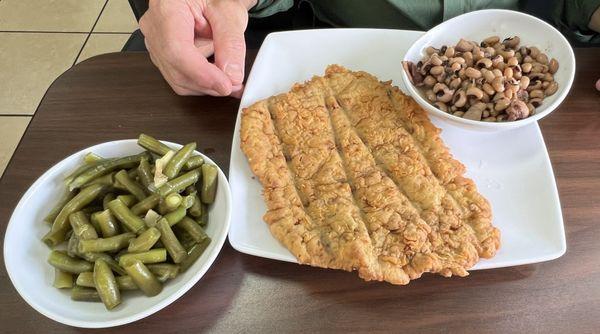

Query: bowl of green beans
[3,134,232,328]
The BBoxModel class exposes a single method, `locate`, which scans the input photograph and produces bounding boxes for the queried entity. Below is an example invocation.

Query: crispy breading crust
[240,65,500,284]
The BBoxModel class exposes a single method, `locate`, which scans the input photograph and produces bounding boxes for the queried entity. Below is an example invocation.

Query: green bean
[79,252,126,276]
[174,227,197,250]
[183,155,204,171]
[67,234,80,257]
[81,205,104,215]
[180,237,211,272]
[116,194,138,207]
[71,286,101,302]
[116,275,138,290]
[138,134,170,156]
[92,209,120,237]
[118,248,167,267]
[43,184,106,247]
[69,152,150,191]
[137,157,153,190]
[124,260,162,297]
[94,259,121,310]
[43,190,75,224]
[102,193,116,210]
[128,227,161,252]
[164,142,196,179]
[127,168,138,179]
[107,199,146,234]
[164,193,183,212]
[64,158,109,186]
[75,271,95,287]
[186,188,202,218]
[199,203,209,226]
[164,206,187,226]
[69,211,98,240]
[84,152,104,164]
[157,169,201,197]
[178,217,208,243]
[156,218,187,263]
[48,250,93,274]
[143,209,161,228]
[130,194,160,216]
[83,172,114,187]
[147,263,179,282]
[78,233,136,253]
[53,269,73,289]
[201,164,218,204]
[115,169,147,201]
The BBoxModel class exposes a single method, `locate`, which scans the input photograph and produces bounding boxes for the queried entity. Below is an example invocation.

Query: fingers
[204,0,248,86]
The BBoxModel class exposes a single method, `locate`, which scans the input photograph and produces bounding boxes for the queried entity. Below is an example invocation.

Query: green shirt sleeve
[249,0,293,18]
[553,0,600,44]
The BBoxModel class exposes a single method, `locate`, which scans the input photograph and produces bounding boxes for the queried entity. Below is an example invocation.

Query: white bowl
[401,9,575,131]
[3,139,232,328]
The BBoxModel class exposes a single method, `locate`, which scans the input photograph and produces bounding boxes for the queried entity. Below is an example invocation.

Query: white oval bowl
[401,9,575,131]
[3,139,232,328]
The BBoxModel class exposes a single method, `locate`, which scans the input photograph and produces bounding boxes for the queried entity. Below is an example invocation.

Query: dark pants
[122,0,328,51]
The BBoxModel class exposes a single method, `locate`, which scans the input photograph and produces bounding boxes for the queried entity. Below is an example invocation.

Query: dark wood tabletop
[1,48,599,333]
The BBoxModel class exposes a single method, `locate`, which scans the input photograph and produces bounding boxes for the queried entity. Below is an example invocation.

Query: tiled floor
[0,0,138,176]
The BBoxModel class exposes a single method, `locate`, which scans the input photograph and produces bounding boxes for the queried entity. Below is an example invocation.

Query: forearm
[240,0,257,10]
[589,6,600,33]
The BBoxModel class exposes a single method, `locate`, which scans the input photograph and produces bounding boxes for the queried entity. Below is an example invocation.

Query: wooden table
[1,49,599,333]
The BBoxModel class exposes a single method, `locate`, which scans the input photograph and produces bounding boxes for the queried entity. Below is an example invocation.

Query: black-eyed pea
[500,49,515,59]
[493,92,504,102]
[529,98,543,107]
[466,86,484,99]
[452,90,467,107]
[507,57,519,67]
[453,111,465,117]
[542,81,550,89]
[476,58,492,69]
[482,35,500,47]
[530,89,544,99]
[444,46,455,58]
[495,98,511,111]
[463,103,485,121]
[522,62,532,73]
[434,102,448,112]
[492,76,505,92]
[502,36,520,49]
[483,116,497,122]
[481,93,490,103]
[482,82,495,96]
[523,55,533,63]
[490,108,500,117]
[504,67,514,79]
[430,65,444,76]
[528,79,543,91]
[519,46,529,56]
[504,88,514,100]
[450,62,462,73]
[541,64,549,73]
[497,114,507,122]
[543,72,553,82]
[460,79,470,90]
[450,57,466,65]
[536,53,549,65]
[545,81,558,96]
[440,55,449,62]
[483,70,495,83]
[520,76,530,90]
[515,52,523,63]
[449,77,462,89]
[426,46,439,55]
[435,72,447,82]
[529,46,540,58]
[492,68,503,77]
[531,63,544,73]
[483,47,496,57]
[424,75,437,87]
[431,54,443,66]
[455,38,473,52]
[526,103,535,114]
[549,58,559,74]
[465,67,482,79]
[483,109,490,118]
[491,55,504,67]
[496,62,506,71]
[426,89,436,102]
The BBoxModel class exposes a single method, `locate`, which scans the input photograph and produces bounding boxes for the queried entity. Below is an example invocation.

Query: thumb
[204,0,248,86]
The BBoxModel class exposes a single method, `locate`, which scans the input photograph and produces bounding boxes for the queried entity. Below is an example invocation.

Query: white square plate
[228,29,566,270]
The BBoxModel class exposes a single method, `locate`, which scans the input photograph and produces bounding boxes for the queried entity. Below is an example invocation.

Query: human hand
[596,78,600,92]
[140,0,257,97]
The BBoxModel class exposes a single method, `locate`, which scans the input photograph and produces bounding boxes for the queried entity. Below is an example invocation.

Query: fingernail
[213,81,230,96]
[224,63,243,84]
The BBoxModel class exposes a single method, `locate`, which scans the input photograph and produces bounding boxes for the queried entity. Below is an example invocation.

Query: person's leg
[122,0,148,51]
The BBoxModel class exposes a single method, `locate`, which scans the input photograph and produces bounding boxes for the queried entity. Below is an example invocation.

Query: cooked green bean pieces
[116,194,137,207]
[43,184,106,247]
[128,227,161,252]
[178,217,208,243]
[107,199,146,234]
[157,169,201,197]
[156,218,187,263]
[164,142,196,179]
[92,209,120,237]
[69,152,150,191]
[147,263,179,282]
[69,211,98,240]
[174,227,197,250]
[138,134,170,156]
[124,260,162,297]
[186,187,202,218]
[131,194,160,216]
[64,158,108,186]
[116,275,138,290]
[94,259,121,310]
[164,193,183,212]
[127,168,138,179]
[67,234,80,257]
[180,238,211,272]
[137,157,153,189]
[79,252,126,276]
[118,248,167,267]
[53,269,73,289]
[83,172,114,187]
[164,206,187,226]
[48,250,93,274]
[71,286,101,302]
[84,152,104,164]
[143,209,161,228]
[199,203,209,227]
[183,155,204,170]
[78,232,136,253]
[44,190,76,224]
[77,271,135,290]
[115,169,147,201]
[102,193,116,210]
[201,164,218,204]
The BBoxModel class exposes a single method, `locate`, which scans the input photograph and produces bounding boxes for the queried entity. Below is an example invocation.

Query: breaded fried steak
[240,65,500,284]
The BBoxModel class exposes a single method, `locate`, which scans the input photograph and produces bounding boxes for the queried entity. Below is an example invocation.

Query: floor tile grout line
[0,114,34,117]
[72,0,109,66]
[0,31,90,34]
